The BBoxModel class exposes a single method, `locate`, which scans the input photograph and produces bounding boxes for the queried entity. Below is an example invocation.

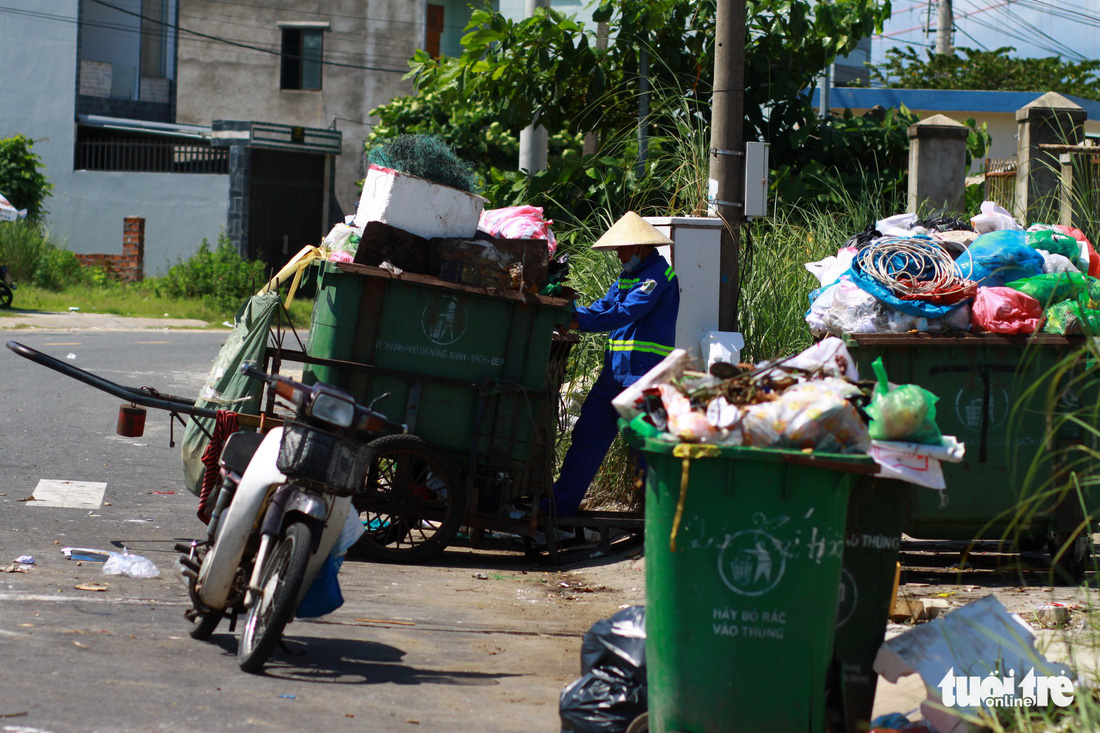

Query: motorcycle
[177,361,406,673]
[0,265,14,309]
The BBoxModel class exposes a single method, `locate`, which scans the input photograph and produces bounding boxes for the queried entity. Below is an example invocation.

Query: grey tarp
[181,292,282,496]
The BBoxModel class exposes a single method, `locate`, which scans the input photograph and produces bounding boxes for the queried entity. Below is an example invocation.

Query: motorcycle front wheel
[237,521,312,673]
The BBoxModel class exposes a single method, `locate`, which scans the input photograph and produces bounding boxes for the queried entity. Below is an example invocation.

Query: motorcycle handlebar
[241,361,407,434]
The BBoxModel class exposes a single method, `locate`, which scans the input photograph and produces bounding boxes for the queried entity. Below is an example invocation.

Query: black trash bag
[560,605,647,733]
[560,666,646,733]
[844,224,881,250]
[581,605,646,676]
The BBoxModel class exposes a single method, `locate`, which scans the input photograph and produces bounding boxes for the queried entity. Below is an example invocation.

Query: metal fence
[75,137,228,174]
[983,157,1017,214]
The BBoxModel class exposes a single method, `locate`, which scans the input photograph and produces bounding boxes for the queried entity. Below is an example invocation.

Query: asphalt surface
[0,320,639,733]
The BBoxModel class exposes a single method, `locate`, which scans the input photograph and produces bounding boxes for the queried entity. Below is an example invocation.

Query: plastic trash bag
[954,230,1044,288]
[296,554,344,618]
[561,606,647,733]
[780,336,859,382]
[103,549,160,579]
[560,666,646,733]
[580,605,646,676]
[657,384,720,443]
[1026,228,1080,263]
[805,248,856,287]
[741,379,870,454]
[1004,272,1098,307]
[1053,224,1100,277]
[1042,298,1100,335]
[969,200,1022,234]
[478,205,557,254]
[866,358,942,445]
[971,287,1041,334]
[1040,252,1081,275]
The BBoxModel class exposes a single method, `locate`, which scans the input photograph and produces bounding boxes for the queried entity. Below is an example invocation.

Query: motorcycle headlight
[308,391,356,428]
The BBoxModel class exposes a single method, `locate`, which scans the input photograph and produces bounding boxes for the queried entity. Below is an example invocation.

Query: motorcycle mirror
[367,392,391,410]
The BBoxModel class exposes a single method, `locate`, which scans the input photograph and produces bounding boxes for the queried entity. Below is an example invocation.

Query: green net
[366,134,478,193]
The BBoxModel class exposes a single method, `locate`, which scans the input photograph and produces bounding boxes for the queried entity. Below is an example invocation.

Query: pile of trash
[807,200,1100,336]
[313,135,563,296]
[614,337,964,488]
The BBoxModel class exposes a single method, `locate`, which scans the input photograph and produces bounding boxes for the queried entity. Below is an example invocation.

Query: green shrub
[32,246,96,291]
[151,234,266,311]
[0,135,52,225]
[0,219,50,281]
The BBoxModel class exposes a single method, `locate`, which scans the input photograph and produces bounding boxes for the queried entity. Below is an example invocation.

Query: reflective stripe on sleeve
[607,339,675,356]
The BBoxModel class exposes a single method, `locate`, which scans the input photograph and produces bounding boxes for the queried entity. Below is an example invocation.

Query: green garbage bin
[831,477,910,733]
[844,333,1100,575]
[624,427,877,732]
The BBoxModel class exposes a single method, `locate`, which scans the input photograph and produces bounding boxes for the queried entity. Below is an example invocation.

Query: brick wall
[79,60,112,98]
[75,216,145,282]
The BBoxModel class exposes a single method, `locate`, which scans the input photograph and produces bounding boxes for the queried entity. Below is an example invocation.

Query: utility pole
[936,0,953,56]
[518,0,550,173]
[710,0,747,331]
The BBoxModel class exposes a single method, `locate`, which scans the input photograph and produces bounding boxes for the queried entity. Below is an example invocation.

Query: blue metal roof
[808,87,1100,119]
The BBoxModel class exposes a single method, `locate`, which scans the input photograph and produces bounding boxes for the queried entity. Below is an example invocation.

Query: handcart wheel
[350,434,464,564]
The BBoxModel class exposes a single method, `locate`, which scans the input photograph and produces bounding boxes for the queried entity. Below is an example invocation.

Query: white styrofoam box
[700,331,744,370]
[353,164,485,240]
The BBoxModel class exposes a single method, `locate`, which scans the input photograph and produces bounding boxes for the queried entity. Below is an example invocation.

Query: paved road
[0,328,638,733]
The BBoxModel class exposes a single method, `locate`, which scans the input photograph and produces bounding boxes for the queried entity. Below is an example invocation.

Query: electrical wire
[855,238,976,300]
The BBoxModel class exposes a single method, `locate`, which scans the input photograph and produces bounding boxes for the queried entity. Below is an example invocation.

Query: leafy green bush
[151,234,266,311]
[0,219,50,281]
[0,135,52,225]
[32,246,97,291]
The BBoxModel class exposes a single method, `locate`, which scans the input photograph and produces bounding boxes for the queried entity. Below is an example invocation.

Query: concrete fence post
[907,114,968,216]
[1015,92,1086,224]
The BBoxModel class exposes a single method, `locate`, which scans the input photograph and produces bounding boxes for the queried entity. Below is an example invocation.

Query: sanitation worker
[549,211,679,517]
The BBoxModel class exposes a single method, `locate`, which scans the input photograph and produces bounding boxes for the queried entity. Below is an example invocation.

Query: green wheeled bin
[302,261,572,562]
[624,426,878,732]
[844,333,1100,579]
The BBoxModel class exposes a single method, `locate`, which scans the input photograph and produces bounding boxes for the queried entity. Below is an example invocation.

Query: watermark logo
[938,667,1074,708]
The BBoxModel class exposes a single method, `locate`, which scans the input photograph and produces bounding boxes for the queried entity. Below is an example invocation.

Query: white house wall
[0,0,228,273]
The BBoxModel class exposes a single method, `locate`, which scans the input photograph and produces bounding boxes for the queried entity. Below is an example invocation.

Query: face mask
[622,252,643,273]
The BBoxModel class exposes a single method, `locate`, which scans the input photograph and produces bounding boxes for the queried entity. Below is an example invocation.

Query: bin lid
[621,423,878,474]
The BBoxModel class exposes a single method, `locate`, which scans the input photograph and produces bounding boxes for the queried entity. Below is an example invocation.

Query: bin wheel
[625,712,648,733]
[350,434,464,564]
[1048,530,1094,585]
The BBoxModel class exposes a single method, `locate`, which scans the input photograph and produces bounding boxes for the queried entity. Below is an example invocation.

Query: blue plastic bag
[955,230,1044,287]
[296,555,344,618]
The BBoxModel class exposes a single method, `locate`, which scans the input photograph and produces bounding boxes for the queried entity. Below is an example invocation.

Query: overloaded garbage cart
[272,258,634,563]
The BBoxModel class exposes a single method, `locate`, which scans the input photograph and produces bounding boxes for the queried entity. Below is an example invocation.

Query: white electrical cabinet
[644,216,741,361]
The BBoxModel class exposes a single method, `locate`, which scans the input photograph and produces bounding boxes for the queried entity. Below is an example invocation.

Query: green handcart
[273,260,640,563]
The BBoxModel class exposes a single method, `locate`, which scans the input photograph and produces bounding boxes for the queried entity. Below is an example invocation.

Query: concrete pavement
[0,309,221,331]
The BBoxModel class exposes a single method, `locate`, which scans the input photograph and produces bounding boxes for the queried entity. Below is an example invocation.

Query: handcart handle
[6,340,219,419]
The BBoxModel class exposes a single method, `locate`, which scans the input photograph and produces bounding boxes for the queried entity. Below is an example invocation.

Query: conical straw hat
[591,211,674,249]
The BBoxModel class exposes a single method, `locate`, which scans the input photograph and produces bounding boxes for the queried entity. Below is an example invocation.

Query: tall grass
[739,182,903,362]
[0,220,53,281]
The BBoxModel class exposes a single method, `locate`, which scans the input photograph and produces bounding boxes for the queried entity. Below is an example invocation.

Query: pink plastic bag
[972,286,1041,334]
[478,205,557,255]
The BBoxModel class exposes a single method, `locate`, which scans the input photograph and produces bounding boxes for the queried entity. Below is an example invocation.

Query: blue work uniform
[550,251,679,516]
